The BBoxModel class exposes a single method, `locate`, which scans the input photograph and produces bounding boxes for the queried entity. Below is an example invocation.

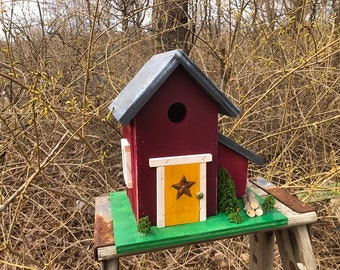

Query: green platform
[109,190,288,254]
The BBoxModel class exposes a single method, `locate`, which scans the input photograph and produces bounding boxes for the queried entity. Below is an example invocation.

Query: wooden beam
[275,225,316,270]
[97,245,117,261]
[101,258,119,270]
[249,231,275,270]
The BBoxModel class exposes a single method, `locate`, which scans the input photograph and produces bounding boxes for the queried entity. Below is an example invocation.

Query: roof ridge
[109,50,240,125]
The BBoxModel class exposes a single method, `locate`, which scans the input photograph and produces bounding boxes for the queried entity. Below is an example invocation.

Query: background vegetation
[0,0,339,269]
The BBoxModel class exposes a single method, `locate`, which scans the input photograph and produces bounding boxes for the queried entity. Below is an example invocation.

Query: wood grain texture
[248,182,318,226]
[165,163,200,226]
[249,231,275,270]
[275,225,316,270]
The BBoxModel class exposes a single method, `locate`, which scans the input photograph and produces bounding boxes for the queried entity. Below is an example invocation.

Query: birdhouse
[109,50,263,228]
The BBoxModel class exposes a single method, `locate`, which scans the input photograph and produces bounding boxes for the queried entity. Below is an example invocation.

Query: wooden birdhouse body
[217,134,264,198]
[218,142,249,198]
[121,66,219,226]
[109,50,263,228]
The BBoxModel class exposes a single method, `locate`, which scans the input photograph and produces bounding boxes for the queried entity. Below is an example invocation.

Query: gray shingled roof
[109,49,240,125]
[218,133,264,165]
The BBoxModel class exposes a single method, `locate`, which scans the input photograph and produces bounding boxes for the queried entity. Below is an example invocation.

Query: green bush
[137,216,151,235]
[262,195,276,211]
[217,168,239,215]
[227,212,243,224]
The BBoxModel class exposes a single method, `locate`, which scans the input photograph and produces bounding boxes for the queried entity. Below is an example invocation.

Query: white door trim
[149,153,212,167]
[149,153,212,228]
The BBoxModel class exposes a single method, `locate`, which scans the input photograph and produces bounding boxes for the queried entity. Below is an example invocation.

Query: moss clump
[227,211,243,224]
[217,168,239,215]
[137,216,151,235]
[262,195,276,211]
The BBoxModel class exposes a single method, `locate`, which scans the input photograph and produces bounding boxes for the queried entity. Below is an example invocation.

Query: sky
[0,0,41,39]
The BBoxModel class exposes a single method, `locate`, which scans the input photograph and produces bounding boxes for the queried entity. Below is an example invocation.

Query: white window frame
[121,138,133,189]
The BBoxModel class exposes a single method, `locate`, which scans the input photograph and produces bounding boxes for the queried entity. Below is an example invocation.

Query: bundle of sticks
[242,191,263,217]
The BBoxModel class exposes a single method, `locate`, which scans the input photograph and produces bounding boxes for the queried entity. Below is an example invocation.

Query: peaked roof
[109,49,240,125]
[218,133,264,165]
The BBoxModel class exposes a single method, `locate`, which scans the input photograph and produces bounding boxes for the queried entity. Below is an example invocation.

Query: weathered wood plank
[247,182,318,226]
[97,246,117,261]
[94,197,114,250]
[275,225,316,270]
[249,231,275,270]
[101,258,119,270]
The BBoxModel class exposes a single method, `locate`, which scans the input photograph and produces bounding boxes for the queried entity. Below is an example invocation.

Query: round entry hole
[168,103,186,123]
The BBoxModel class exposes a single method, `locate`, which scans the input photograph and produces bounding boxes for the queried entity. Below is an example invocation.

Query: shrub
[227,212,243,224]
[262,195,276,211]
[137,216,151,235]
[217,168,239,215]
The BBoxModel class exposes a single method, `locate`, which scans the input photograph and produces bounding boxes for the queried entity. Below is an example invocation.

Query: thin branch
[0,131,70,213]
[82,0,100,138]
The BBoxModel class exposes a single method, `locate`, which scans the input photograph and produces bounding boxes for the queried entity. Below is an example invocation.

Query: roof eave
[109,49,240,125]
[174,51,240,117]
[109,55,180,125]
[218,133,264,165]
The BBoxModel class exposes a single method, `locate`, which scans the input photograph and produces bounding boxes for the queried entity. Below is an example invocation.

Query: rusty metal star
[171,175,196,199]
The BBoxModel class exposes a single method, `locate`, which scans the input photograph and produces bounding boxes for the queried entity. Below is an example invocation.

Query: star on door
[171,176,196,199]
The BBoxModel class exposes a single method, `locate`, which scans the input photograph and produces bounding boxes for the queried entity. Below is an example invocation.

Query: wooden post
[101,259,119,270]
[249,231,275,270]
[275,225,316,270]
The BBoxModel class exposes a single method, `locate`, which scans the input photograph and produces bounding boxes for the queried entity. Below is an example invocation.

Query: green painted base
[109,190,288,254]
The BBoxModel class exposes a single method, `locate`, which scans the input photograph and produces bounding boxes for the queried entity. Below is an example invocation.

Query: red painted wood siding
[122,122,139,220]
[218,143,248,198]
[126,66,219,225]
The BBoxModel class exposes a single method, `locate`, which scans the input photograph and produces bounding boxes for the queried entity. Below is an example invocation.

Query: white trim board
[121,138,133,189]
[156,166,165,228]
[149,153,212,167]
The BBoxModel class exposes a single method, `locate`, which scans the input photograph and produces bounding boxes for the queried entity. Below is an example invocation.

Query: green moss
[227,212,243,224]
[137,216,151,235]
[217,168,239,215]
[262,195,276,211]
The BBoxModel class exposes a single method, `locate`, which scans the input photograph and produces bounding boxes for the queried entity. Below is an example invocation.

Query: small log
[255,207,263,216]
[248,191,259,210]
[245,205,256,217]
[243,194,256,217]
[242,194,247,205]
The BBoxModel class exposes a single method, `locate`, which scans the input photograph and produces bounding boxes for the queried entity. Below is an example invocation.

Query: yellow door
[164,163,200,226]
[149,153,211,228]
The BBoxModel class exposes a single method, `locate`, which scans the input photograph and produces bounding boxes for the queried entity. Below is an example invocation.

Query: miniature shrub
[262,195,276,211]
[228,212,243,224]
[137,216,151,235]
[217,168,239,215]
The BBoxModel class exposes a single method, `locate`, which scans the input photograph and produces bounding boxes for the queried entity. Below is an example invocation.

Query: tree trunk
[152,0,192,54]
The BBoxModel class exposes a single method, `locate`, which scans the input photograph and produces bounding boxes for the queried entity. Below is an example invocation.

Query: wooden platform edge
[97,224,283,260]
[97,245,118,262]
[95,181,318,261]
[94,196,115,261]
[247,181,318,226]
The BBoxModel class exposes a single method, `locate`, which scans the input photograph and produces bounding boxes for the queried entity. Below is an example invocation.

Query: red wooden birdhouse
[109,50,263,228]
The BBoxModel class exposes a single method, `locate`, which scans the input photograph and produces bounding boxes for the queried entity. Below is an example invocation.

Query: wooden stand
[94,182,317,270]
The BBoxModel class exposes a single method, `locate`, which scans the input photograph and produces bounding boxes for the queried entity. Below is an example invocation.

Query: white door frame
[149,153,212,228]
